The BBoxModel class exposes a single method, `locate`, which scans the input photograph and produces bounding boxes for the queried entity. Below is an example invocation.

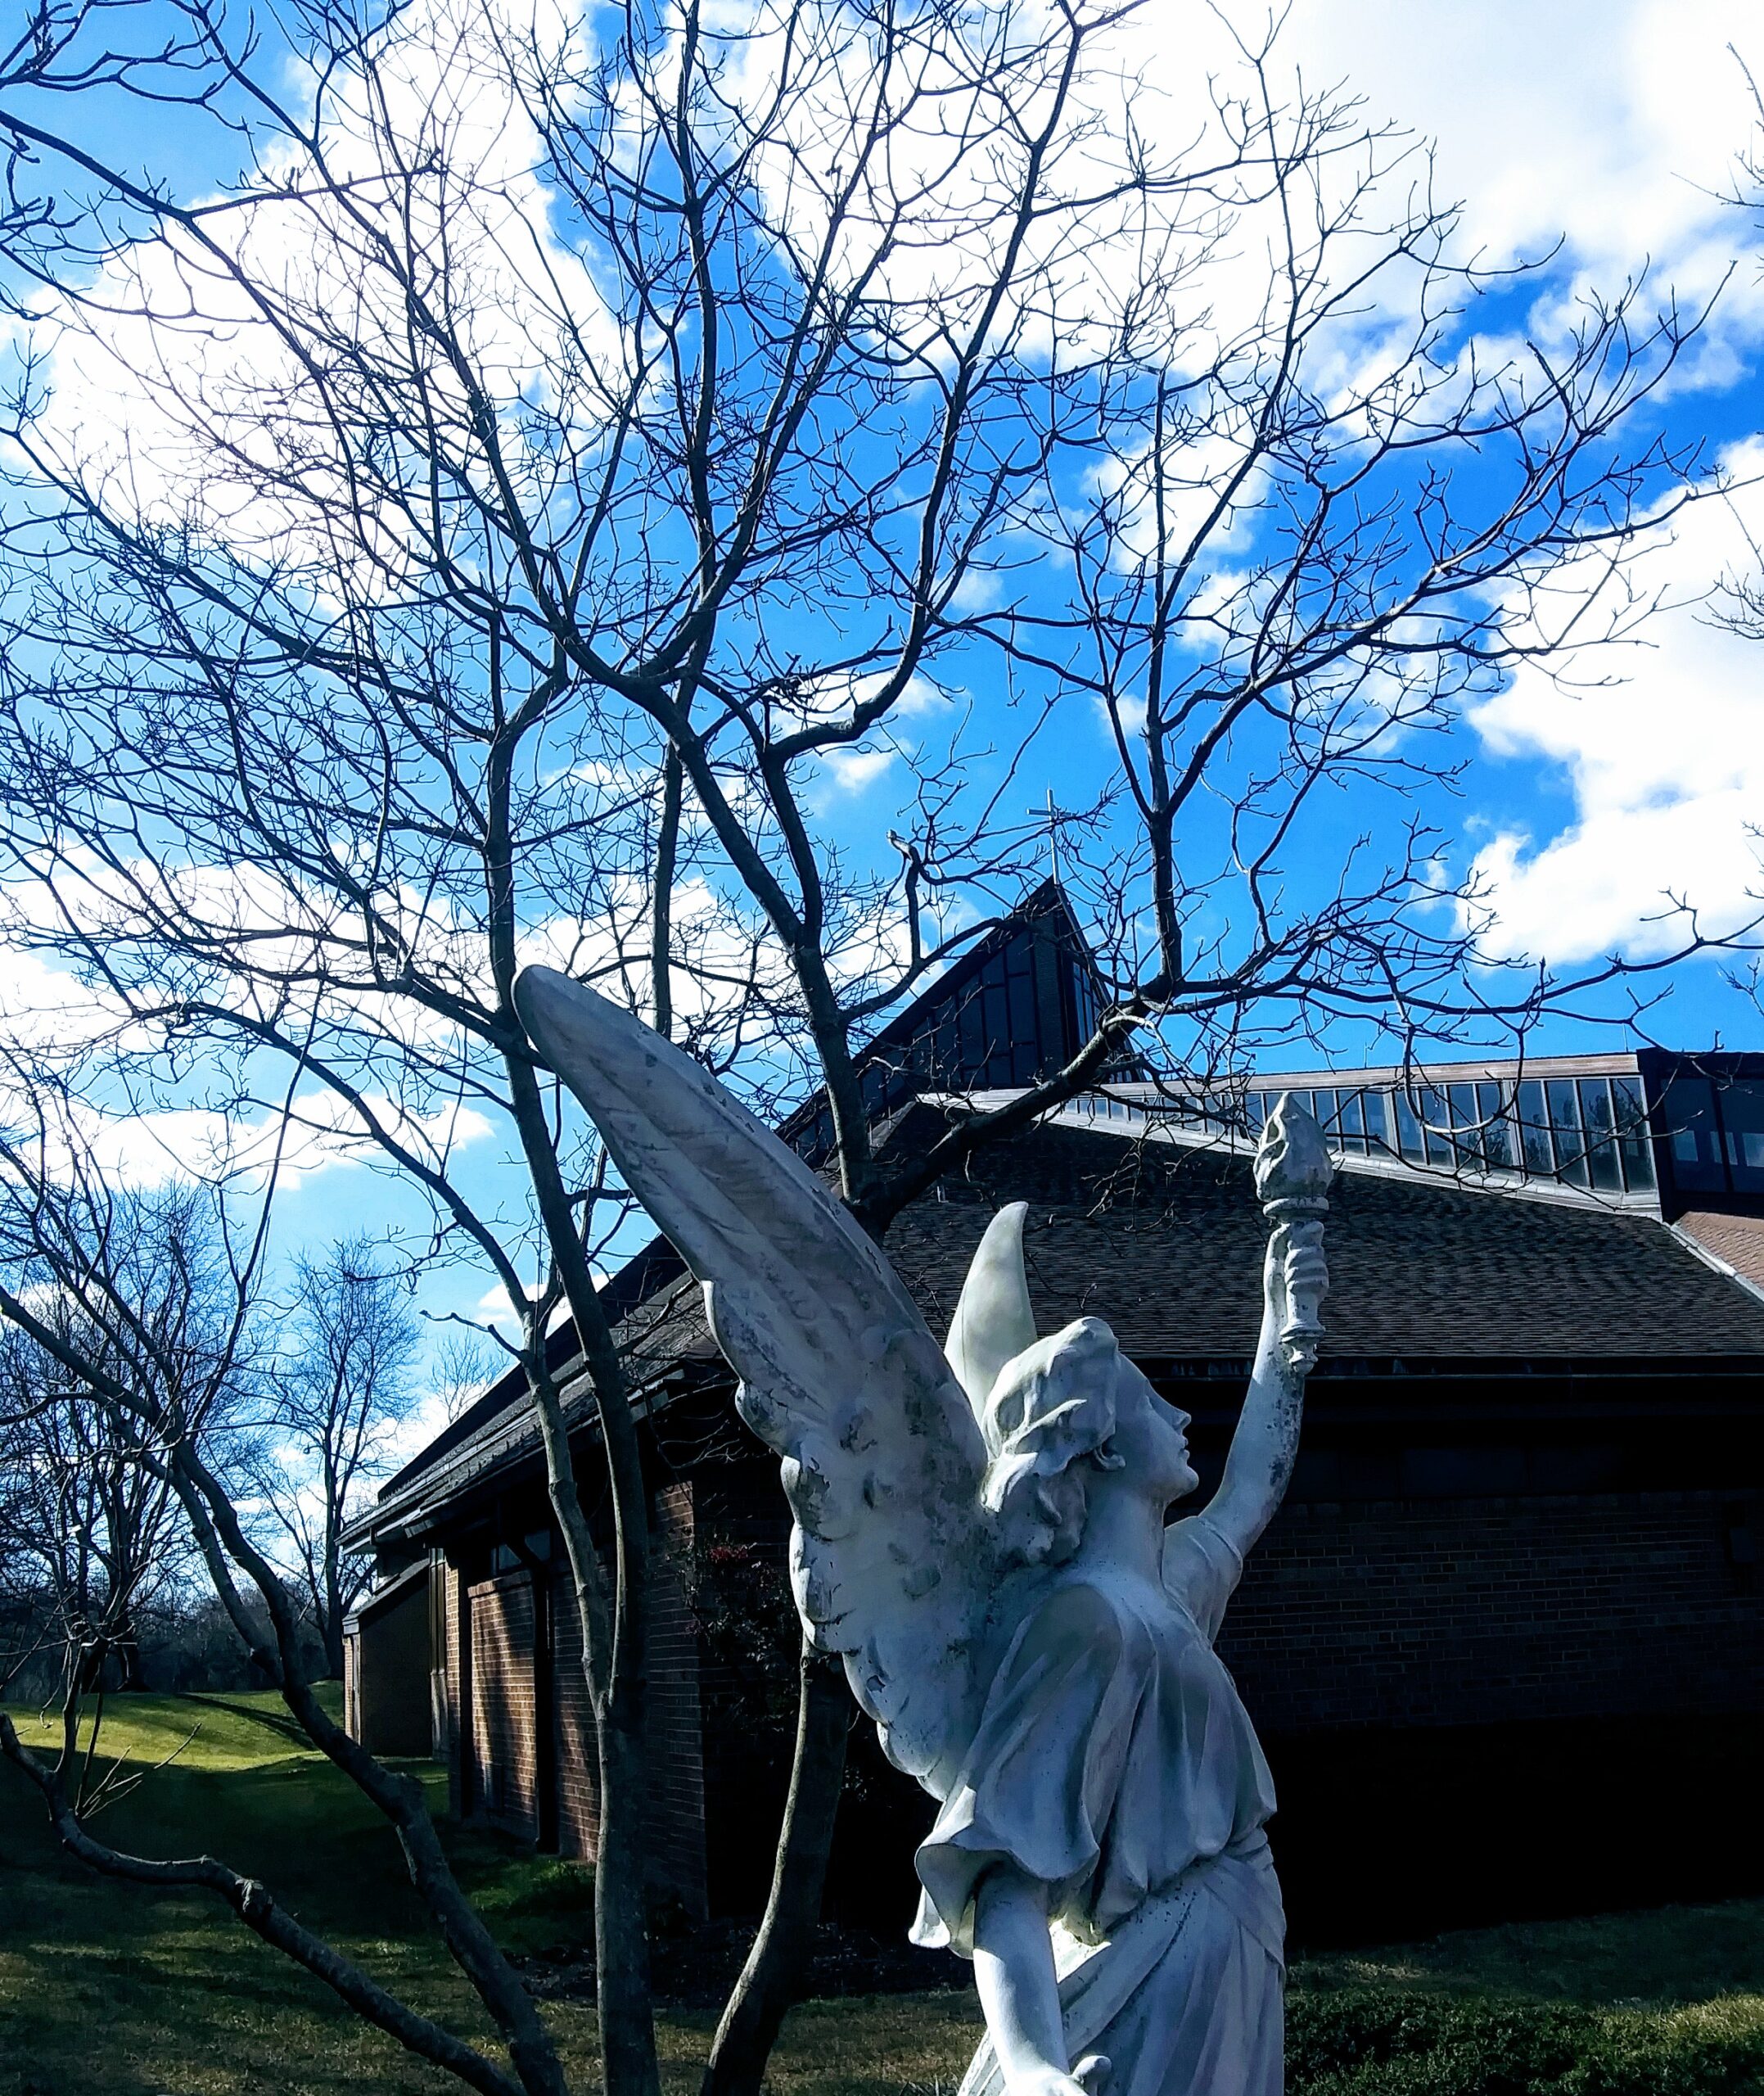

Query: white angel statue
[517,969,1333,2096]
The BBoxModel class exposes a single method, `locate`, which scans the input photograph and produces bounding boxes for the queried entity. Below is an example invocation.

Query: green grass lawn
[2,1691,1761,2095]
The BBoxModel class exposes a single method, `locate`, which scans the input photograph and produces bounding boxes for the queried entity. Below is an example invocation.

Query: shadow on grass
[1295,1898,1764,2010]
[0,1745,512,2096]
[179,1692,319,1750]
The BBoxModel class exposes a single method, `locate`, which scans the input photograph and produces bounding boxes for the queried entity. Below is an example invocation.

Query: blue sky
[6,0,1764,1439]
[817,2,1764,1057]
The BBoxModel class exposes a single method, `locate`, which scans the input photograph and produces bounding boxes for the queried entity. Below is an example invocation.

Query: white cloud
[23,0,1764,552]
[13,0,1764,1009]
[474,1281,521,1335]
[26,0,1762,638]
[895,673,962,717]
[385,1383,470,1467]
[0,940,129,1058]
[723,0,1764,400]
[14,0,613,571]
[1468,443,1764,961]
[0,854,508,1188]
[60,1087,492,1194]
[466,1281,575,1344]
[1279,2,1762,300]
[820,746,896,793]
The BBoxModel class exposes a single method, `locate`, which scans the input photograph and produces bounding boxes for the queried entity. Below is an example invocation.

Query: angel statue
[516,968,1333,2096]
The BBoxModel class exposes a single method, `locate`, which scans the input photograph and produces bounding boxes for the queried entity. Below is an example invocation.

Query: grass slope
[2,1692,1760,2095]
[6,1685,345,1772]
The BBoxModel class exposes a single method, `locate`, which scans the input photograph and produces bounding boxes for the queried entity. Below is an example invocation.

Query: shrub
[1288,1987,1764,2094]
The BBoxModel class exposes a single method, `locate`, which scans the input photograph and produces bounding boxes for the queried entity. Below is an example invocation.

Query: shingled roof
[880,1110,1764,1362]
[352,1101,1764,1548]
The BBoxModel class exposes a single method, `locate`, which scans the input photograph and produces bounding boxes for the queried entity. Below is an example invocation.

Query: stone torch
[1252,1092,1335,1374]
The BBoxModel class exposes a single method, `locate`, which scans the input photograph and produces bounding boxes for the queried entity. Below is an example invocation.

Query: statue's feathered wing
[514,967,997,1796]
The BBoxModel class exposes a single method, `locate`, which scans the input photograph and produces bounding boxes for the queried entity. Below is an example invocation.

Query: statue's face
[1110,1362,1198,1506]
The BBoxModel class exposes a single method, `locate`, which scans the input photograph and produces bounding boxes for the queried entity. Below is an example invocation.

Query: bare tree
[0,1077,560,2096]
[0,4,1742,2095]
[0,1171,255,1699]
[0,1320,185,1697]
[431,1327,508,1427]
[257,1235,419,1680]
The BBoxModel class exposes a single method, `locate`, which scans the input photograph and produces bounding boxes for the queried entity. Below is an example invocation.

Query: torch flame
[1253,1092,1334,1206]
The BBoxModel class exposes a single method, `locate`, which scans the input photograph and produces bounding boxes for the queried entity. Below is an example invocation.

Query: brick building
[343,891,1764,1940]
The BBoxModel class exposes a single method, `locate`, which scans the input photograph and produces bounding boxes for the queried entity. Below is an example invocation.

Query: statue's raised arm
[1189,1093,1334,1565]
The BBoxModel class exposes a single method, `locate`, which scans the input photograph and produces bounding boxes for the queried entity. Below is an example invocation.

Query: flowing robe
[911,1514,1284,2096]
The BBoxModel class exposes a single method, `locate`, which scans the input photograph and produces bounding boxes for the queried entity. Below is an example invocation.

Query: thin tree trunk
[112,1610,147,1692]
[701,1646,849,2096]
[652,744,682,1042]
[516,1215,660,2096]
[495,734,661,2096]
[324,1514,346,1680]
[598,1696,661,2096]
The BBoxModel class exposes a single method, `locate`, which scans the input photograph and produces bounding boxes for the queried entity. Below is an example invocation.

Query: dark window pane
[1068,961,1099,1050]
[959,988,985,1069]
[1362,1091,1396,1154]
[1447,1082,1480,1168]
[1515,1080,1554,1176]
[1547,1079,1589,1187]
[982,978,1009,1077]
[1611,1074,1655,1192]
[1419,1086,1455,1168]
[1579,1078,1623,1192]
[1393,1087,1424,1161]
[1335,1091,1369,1154]
[1247,1092,1268,1131]
[1476,1082,1516,1172]
[1033,941,1064,1068]
[1660,1076,1726,1192]
[1717,1080,1764,1190]
[1006,956,1036,1048]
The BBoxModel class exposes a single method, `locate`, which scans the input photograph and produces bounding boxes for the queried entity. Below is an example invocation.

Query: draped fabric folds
[913,1514,1285,2096]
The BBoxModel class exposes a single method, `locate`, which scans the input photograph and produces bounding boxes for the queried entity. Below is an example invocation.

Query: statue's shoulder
[1003,1566,1154,1665]
[1162,1511,1247,1646]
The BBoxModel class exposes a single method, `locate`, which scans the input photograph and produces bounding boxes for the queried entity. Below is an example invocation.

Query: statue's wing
[945,1201,1035,1421]
[514,967,993,1794]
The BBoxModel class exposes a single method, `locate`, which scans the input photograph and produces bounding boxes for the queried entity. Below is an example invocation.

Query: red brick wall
[444,1563,466,1817]
[1219,1488,1762,1733]
[470,1572,539,1836]
[441,1488,708,1917]
[550,1556,599,1862]
[343,1626,360,1740]
[647,1483,707,1917]
[544,1483,708,1916]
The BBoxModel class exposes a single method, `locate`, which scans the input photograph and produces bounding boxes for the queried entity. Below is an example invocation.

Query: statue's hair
[979,1317,1124,1566]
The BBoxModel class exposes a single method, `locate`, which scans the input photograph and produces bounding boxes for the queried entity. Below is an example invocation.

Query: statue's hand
[1262,1218,1328,1330]
[1009,2059,1111,2096]
[1074,2054,1112,2096]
